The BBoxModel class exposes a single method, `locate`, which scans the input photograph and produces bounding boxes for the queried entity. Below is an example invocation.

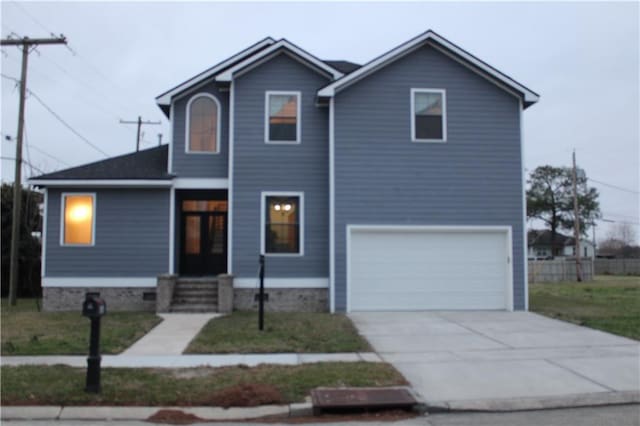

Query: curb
[423,390,640,412]
[1,403,313,421]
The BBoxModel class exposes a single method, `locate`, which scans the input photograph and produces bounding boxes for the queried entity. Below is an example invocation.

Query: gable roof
[155,37,276,114]
[215,39,344,82]
[317,30,539,108]
[29,145,172,185]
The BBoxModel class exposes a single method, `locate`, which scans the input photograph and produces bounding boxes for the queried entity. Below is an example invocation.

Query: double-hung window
[61,193,95,246]
[411,89,447,142]
[261,192,303,255]
[265,91,300,143]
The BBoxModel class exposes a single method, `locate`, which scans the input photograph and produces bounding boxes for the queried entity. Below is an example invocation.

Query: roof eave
[29,178,174,188]
[215,39,344,83]
[316,30,539,107]
[155,37,277,107]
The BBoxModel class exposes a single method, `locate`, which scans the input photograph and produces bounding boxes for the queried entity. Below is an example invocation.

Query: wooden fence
[528,259,594,283]
[594,259,640,276]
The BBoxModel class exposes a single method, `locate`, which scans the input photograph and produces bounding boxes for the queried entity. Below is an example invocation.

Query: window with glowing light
[62,194,95,245]
[264,195,301,254]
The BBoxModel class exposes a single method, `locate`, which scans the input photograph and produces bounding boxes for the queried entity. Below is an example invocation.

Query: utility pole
[572,150,583,281]
[1,35,67,306]
[157,133,163,146]
[119,116,161,151]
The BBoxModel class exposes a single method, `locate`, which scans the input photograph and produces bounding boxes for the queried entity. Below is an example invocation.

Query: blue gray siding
[232,53,330,278]
[171,82,229,177]
[334,44,525,311]
[45,188,170,276]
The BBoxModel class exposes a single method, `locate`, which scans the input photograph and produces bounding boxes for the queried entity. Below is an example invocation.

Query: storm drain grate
[311,387,417,414]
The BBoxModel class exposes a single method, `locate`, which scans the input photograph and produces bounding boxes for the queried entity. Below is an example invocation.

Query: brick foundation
[233,288,328,312]
[43,287,156,311]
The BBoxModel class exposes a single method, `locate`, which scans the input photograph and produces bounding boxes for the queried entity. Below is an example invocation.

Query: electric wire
[1,73,109,157]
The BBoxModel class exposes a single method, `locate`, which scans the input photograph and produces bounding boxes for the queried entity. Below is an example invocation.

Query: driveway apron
[349,311,640,407]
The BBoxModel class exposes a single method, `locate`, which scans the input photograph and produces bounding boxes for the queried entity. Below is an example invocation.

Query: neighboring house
[527,229,595,259]
[30,30,539,313]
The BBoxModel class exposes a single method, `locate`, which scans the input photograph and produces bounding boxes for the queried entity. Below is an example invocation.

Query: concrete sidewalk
[0,352,382,368]
[350,311,640,411]
[122,313,220,355]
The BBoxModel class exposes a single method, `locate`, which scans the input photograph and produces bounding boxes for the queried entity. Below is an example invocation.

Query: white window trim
[410,88,447,143]
[60,192,96,247]
[260,191,304,257]
[264,91,301,144]
[185,93,222,155]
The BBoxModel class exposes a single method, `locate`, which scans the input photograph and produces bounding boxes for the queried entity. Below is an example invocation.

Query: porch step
[170,277,219,313]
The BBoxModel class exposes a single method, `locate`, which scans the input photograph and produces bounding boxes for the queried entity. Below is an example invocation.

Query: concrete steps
[170,277,218,313]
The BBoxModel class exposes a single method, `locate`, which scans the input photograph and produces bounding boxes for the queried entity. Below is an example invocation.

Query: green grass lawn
[1,362,405,406]
[529,275,640,340]
[186,311,371,354]
[1,299,162,355]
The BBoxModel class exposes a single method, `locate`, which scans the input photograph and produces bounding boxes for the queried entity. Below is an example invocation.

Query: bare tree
[605,223,638,246]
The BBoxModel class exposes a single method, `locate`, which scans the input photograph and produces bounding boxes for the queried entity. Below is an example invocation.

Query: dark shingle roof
[527,230,570,248]
[323,60,361,74]
[31,145,171,181]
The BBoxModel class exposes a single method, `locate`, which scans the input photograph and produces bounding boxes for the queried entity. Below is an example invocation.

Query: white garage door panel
[349,228,510,311]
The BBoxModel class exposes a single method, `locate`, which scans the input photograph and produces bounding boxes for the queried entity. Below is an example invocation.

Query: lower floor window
[263,193,302,255]
[62,193,95,246]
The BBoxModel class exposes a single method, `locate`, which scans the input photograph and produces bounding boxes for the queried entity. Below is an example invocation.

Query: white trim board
[172,178,229,189]
[520,99,529,311]
[216,39,343,82]
[228,80,235,273]
[345,225,514,313]
[317,30,539,106]
[40,188,48,278]
[42,277,157,288]
[155,37,276,106]
[328,97,335,313]
[184,93,222,155]
[29,179,172,188]
[233,278,328,289]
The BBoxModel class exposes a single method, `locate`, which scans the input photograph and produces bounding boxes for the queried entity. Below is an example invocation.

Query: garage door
[348,226,511,311]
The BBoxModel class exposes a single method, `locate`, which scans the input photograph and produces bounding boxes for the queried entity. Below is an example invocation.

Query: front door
[180,200,227,276]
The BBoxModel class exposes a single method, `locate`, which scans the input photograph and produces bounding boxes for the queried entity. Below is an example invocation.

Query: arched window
[186,94,220,153]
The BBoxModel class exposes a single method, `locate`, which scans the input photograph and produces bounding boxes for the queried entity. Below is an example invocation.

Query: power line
[589,178,639,195]
[1,156,45,174]
[28,89,110,157]
[10,2,57,37]
[2,73,109,157]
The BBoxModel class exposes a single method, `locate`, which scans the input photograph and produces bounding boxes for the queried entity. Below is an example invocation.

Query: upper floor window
[265,91,300,144]
[411,89,447,142]
[61,193,95,246]
[186,94,220,153]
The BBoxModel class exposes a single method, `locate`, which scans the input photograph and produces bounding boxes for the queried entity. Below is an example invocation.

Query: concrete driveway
[349,311,640,410]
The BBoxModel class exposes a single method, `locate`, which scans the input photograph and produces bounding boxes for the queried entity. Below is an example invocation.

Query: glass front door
[180,200,227,276]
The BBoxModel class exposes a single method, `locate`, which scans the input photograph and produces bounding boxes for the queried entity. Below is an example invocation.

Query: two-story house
[30,30,539,313]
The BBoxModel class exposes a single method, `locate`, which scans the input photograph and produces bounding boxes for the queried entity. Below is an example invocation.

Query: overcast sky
[1,1,638,242]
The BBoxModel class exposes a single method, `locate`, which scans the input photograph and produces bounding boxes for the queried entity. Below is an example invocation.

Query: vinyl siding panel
[45,188,170,276]
[233,53,329,278]
[334,44,525,311]
[171,82,229,177]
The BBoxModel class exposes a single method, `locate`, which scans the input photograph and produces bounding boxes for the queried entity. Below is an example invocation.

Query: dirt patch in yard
[208,383,284,407]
